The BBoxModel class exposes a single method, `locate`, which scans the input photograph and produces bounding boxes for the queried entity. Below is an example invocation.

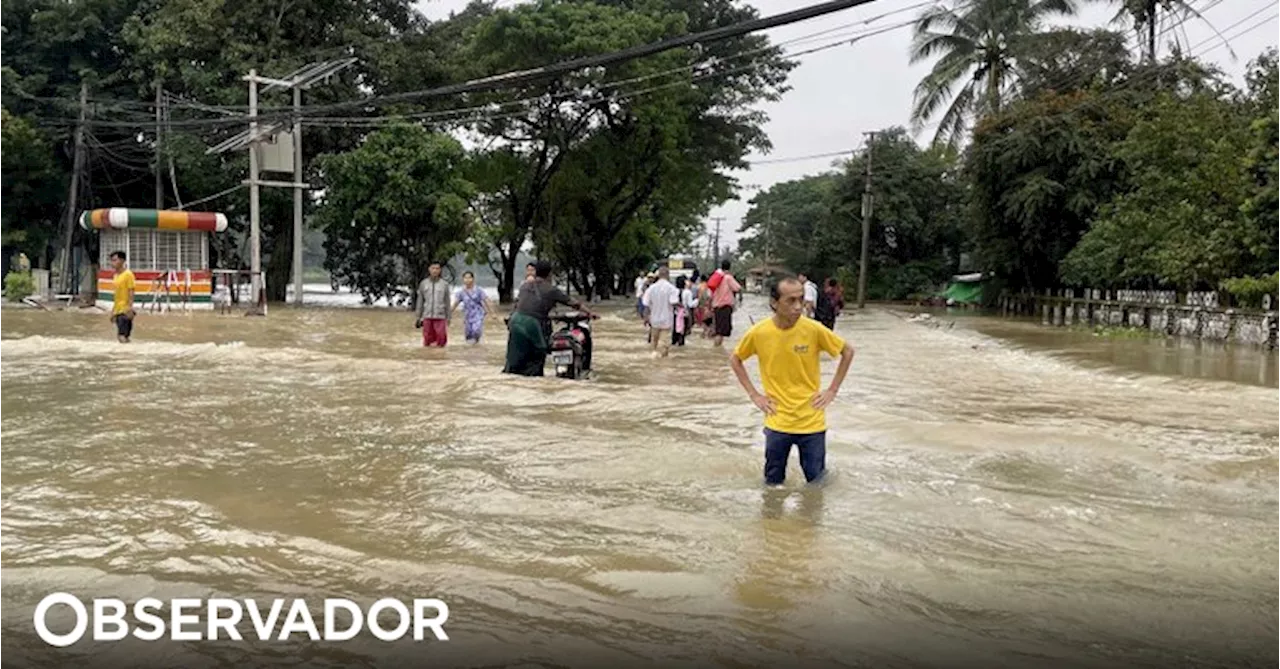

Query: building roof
[80,208,229,233]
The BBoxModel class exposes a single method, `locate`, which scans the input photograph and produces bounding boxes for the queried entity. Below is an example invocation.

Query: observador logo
[33,593,450,646]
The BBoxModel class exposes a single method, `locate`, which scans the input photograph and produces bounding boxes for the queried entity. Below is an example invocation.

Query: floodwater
[909,306,1279,389]
[1,295,1276,669]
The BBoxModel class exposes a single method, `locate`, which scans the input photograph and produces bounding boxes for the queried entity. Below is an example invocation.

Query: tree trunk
[266,225,290,302]
[498,250,518,304]
[593,253,613,300]
[572,257,593,300]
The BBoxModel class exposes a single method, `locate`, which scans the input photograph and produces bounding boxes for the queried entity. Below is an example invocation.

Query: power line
[12,0,1249,134]
[29,0,896,132]
[288,22,922,131]
[110,0,950,118]
[266,0,1240,135]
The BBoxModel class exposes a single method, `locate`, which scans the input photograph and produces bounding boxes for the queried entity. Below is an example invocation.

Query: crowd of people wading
[401,258,848,365]
[107,251,857,487]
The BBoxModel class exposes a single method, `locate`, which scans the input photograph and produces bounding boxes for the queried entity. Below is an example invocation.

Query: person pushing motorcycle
[503,260,598,377]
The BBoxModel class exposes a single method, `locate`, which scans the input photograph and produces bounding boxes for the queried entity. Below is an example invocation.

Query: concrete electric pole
[59,82,89,297]
[247,69,263,313]
[155,82,164,210]
[211,59,354,314]
[292,85,304,307]
[856,130,876,309]
[711,216,724,267]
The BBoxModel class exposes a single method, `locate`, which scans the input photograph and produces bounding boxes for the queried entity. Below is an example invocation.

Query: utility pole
[155,82,164,210]
[765,205,773,265]
[711,216,724,267]
[247,69,263,313]
[60,81,89,296]
[211,60,352,313]
[856,130,876,309]
[292,85,304,306]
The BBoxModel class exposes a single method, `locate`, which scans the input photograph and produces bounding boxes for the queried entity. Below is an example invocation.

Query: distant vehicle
[652,255,699,284]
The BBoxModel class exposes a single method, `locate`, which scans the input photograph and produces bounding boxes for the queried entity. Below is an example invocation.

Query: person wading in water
[729,277,855,486]
[503,260,597,377]
[816,277,844,330]
[709,260,741,347]
[108,250,136,343]
[451,271,492,344]
[642,267,680,358]
[414,262,452,347]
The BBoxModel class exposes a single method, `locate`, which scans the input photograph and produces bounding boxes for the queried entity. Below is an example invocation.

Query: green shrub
[4,271,37,302]
[1220,273,1279,309]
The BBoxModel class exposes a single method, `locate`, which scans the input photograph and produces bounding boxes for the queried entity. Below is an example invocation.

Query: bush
[4,271,37,302]
[1220,273,1279,309]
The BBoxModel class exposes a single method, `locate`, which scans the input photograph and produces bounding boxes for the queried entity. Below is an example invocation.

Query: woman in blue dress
[451,271,492,344]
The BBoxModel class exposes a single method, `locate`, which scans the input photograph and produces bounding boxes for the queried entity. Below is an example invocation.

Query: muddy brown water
[1,298,1275,668]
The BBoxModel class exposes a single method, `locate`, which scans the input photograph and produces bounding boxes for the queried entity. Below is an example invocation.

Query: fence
[999,289,1279,349]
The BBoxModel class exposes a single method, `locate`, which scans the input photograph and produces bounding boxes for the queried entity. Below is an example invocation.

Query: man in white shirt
[798,271,819,318]
[641,267,680,358]
[634,273,648,319]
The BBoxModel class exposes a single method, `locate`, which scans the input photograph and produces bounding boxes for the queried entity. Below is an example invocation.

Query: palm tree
[1109,0,1234,64]
[908,0,1078,148]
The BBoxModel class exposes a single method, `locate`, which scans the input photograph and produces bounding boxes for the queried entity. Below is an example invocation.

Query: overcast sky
[415,0,1278,250]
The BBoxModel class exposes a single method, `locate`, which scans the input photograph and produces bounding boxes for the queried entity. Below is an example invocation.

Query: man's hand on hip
[751,392,778,416]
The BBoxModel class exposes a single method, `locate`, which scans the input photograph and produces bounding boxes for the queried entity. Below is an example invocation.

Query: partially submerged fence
[999,289,1279,349]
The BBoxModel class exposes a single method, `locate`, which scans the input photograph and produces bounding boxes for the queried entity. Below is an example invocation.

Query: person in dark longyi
[503,261,596,376]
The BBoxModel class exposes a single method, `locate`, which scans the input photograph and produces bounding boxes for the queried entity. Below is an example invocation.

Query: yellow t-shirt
[112,269,136,315]
[733,316,847,434]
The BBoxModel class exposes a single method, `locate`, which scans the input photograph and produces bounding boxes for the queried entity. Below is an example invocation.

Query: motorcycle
[548,311,597,380]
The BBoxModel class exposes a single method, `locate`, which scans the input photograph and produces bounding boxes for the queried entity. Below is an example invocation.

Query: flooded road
[2,298,1276,668]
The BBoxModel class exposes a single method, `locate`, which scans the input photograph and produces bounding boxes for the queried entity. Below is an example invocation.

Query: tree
[1061,91,1256,290]
[1241,48,1279,117]
[2,0,154,272]
[536,73,736,298]
[835,129,967,300]
[460,0,684,302]
[737,129,965,300]
[965,89,1129,292]
[1107,0,1228,64]
[1,110,65,266]
[314,124,474,306]
[909,0,1078,148]
[117,0,425,301]
[461,0,791,301]
[737,174,841,276]
[1016,28,1133,98]
[1239,111,1280,273]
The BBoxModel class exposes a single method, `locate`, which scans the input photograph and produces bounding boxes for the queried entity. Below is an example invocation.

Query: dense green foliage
[738,39,1278,304]
[2,0,788,304]
[314,124,474,306]
[737,128,966,300]
[4,271,38,302]
[1,110,64,260]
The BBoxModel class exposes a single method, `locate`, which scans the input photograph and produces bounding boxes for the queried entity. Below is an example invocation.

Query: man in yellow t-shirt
[108,250,136,343]
[730,277,855,486]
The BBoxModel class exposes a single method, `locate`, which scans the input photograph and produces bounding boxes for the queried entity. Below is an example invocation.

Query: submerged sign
[33,593,450,646]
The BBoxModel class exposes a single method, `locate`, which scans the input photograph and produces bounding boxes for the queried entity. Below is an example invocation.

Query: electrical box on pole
[255,131,296,174]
